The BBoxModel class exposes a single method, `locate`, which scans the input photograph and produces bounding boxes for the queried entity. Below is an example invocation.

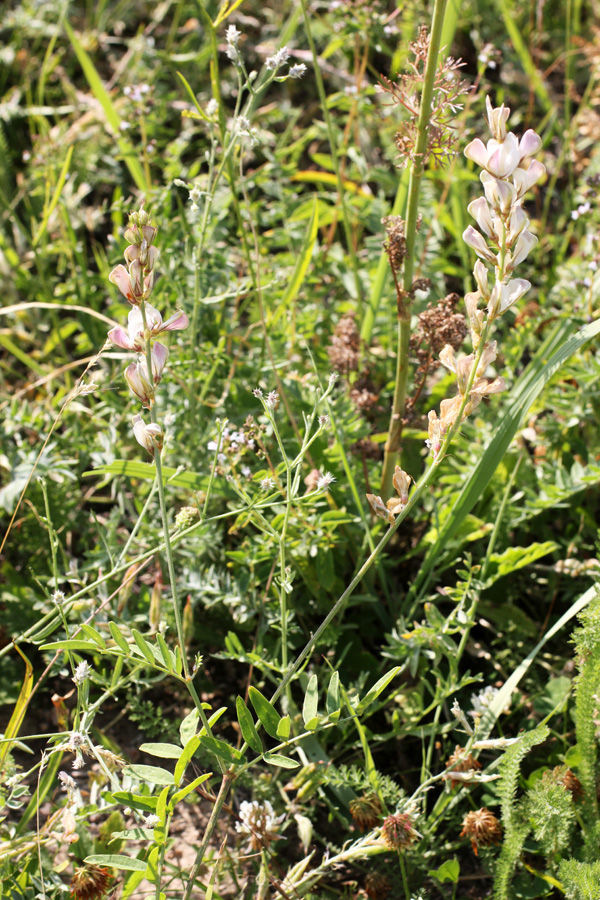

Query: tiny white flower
[69,730,87,748]
[52,590,66,605]
[58,772,76,791]
[144,813,161,828]
[226,25,241,46]
[72,661,92,686]
[266,46,289,70]
[206,98,219,117]
[316,472,336,491]
[260,477,277,491]
[288,63,307,79]
[236,115,251,134]
[318,415,329,428]
[207,440,219,451]
[265,391,279,410]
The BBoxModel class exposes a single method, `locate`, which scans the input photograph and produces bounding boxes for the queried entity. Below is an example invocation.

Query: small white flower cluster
[225,24,242,62]
[143,813,161,828]
[426,97,545,457]
[72,660,92,686]
[207,425,255,476]
[236,799,285,850]
[124,83,151,104]
[571,201,591,221]
[266,46,290,70]
[469,684,510,718]
[264,46,307,80]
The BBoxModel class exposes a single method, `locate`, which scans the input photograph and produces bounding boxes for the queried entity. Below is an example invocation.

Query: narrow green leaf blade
[248,686,281,739]
[200,736,243,764]
[79,624,106,649]
[276,715,291,740]
[85,854,147,872]
[169,772,213,810]
[63,21,148,192]
[174,735,200,785]
[109,622,130,654]
[110,791,158,812]
[131,629,156,665]
[235,696,263,755]
[138,743,183,760]
[326,671,340,716]
[263,752,300,769]
[302,674,319,726]
[41,640,99,652]
[356,667,401,715]
[125,765,174,786]
[269,197,319,328]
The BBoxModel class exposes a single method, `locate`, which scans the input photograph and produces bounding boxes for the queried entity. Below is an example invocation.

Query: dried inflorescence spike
[328,313,361,373]
[460,807,502,855]
[382,215,407,274]
[378,27,469,169]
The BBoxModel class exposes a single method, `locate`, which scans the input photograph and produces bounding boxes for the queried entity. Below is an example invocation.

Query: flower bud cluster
[426,98,545,457]
[107,208,189,455]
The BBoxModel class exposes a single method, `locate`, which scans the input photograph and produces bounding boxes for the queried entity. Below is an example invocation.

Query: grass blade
[63,20,148,193]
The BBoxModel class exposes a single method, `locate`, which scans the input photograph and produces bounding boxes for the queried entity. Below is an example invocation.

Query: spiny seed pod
[349,793,383,831]
[460,807,502,855]
[381,812,419,850]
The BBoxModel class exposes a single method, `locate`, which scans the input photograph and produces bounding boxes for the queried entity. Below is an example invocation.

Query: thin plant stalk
[140,299,189,680]
[380,0,450,499]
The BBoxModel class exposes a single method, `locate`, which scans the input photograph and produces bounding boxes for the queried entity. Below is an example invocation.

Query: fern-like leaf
[558,859,600,900]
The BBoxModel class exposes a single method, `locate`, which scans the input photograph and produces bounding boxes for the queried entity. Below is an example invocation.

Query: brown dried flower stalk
[378,24,469,168]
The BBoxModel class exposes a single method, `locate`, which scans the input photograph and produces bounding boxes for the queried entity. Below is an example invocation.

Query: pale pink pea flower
[108,304,189,351]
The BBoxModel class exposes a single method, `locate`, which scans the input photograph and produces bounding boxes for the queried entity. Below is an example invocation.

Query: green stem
[398,851,411,900]
[182,769,235,899]
[380,0,450,499]
[271,319,492,706]
[140,300,189,681]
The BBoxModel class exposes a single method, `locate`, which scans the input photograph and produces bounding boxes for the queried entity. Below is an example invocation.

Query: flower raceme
[424,98,544,459]
[107,208,189,453]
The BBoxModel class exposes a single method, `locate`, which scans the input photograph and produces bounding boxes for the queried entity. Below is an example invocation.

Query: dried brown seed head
[460,807,502,855]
